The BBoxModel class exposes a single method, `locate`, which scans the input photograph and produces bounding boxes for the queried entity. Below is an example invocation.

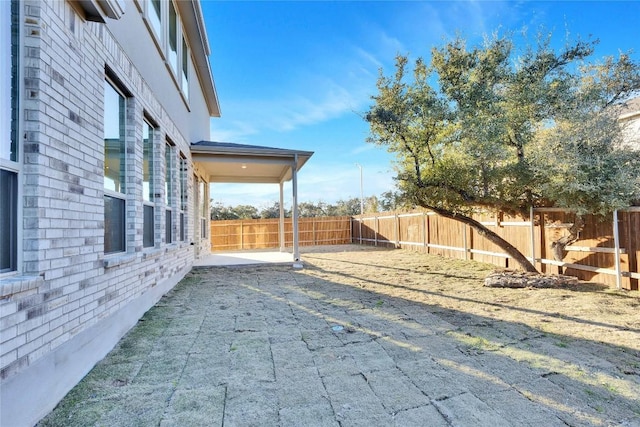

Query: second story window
[181,38,189,99]
[168,1,178,75]
[141,0,190,101]
[148,0,162,41]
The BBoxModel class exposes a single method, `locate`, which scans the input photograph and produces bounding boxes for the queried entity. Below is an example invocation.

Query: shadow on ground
[38,246,640,427]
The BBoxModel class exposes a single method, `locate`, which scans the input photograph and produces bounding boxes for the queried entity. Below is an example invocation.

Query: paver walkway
[39,246,640,426]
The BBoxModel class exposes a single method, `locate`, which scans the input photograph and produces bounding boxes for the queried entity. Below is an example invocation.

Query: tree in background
[211,202,259,220]
[298,201,332,217]
[211,196,389,220]
[379,190,409,212]
[259,202,291,219]
[365,31,640,272]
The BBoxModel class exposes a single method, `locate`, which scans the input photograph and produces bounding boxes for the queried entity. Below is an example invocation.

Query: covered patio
[191,141,313,267]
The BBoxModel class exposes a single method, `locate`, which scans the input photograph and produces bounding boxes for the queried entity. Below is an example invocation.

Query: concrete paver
[38,247,640,427]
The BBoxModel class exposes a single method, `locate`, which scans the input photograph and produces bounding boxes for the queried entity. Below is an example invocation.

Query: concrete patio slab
[193,250,295,267]
[38,245,640,427]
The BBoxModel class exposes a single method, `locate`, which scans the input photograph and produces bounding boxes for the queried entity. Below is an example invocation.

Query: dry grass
[301,245,640,352]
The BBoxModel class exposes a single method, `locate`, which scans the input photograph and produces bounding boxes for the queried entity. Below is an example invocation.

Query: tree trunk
[550,215,584,261]
[425,206,539,273]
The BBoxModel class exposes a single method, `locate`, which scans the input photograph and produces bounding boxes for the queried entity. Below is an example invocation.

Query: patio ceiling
[191,141,314,183]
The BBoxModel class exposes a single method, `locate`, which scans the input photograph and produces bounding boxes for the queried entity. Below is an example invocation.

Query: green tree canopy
[365,31,640,272]
[210,202,260,220]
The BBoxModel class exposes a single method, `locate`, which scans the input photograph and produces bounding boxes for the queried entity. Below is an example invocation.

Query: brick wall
[1,0,209,385]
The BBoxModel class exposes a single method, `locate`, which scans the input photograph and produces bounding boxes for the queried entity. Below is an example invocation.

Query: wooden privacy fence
[353,208,640,290]
[210,216,352,251]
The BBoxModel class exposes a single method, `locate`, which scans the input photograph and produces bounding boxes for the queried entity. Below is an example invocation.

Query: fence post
[530,206,536,267]
[374,214,378,246]
[462,223,468,260]
[240,221,244,250]
[613,210,622,290]
[350,218,353,243]
[422,212,427,253]
[425,213,430,254]
[395,213,400,248]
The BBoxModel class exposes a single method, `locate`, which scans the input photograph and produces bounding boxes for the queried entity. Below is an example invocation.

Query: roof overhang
[191,141,314,183]
[73,0,125,22]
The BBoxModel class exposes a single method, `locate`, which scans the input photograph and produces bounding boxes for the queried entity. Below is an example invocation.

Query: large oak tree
[365,32,640,272]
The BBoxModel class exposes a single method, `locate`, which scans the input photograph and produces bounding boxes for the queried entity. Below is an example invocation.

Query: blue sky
[200,0,640,209]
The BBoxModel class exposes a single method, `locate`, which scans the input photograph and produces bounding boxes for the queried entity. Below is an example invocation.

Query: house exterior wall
[620,113,640,150]
[619,97,640,150]
[0,1,215,425]
[106,2,213,143]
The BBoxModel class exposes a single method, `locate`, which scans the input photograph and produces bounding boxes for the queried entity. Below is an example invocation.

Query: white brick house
[1,1,222,425]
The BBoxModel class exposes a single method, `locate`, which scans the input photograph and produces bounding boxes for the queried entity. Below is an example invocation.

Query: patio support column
[279,181,285,252]
[291,155,302,267]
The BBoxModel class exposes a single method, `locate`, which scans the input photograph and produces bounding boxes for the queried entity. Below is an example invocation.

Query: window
[181,38,189,99]
[142,120,154,248]
[0,170,18,272]
[1,0,19,273]
[199,178,207,239]
[165,142,173,244]
[179,154,187,241]
[104,80,127,254]
[141,0,189,100]
[168,1,178,75]
[148,0,161,41]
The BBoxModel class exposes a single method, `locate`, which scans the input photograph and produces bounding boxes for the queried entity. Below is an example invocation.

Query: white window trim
[103,78,128,256]
[167,1,179,76]
[165,142,175,245]
[1,0,23,277]
[198,176,208,240]
[142,118,155,249]
[179,154,187,242]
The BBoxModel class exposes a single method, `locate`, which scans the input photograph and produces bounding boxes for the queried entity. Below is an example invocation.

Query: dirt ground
[38,245,640,426]
[301,245,640,353]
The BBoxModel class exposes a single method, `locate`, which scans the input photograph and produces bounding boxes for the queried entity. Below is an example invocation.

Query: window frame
[181,37,189,100]
[198,177,208,240]
[167,0,178,76]
[147,0,162,44]
[0,169,18,273]
[142,118,155,248]
[164,141,174,245]
[138,0,190,104]
[103,77,128,255]
[179,153,187,242]
[1,0,21,275]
